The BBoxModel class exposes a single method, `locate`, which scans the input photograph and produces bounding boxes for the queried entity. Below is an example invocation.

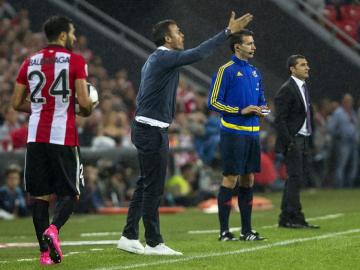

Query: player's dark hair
[43,16,73,42]
[286,54,306,74]
[152,19,177,47]
[229,29,254,53]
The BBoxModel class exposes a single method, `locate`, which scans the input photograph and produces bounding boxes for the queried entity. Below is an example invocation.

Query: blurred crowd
[301,0,360,46]
[0,2,359,218]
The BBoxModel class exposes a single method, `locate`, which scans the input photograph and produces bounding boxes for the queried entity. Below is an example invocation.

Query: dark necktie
[303,83,312,134]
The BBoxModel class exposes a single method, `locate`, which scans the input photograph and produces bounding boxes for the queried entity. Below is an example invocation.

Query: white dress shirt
[291,76,311,136]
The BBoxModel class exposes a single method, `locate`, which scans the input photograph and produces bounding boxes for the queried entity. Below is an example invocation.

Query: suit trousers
[280,135,311,222]
[122,121,169,246]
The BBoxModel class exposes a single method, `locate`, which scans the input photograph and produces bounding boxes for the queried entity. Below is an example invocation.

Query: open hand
[227,11,253,34]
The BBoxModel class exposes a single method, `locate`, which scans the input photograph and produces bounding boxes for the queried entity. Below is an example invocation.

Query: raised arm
[165,12,253,67]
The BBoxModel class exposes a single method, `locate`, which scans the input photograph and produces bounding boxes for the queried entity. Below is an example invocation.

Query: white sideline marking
[93,228,360,270]
[0,247,106,264]
[81,232,120,237]
[0,240,118,249]
[188,213,344,234]
[17,258,34,262]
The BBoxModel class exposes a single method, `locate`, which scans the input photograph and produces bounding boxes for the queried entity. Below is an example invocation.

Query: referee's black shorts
[220,131,260,176]
[24,142,84,197]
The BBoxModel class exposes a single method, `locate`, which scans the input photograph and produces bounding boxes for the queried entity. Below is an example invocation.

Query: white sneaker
[0,209,14,220]
[144,243,183,256]
[117,236,144,254]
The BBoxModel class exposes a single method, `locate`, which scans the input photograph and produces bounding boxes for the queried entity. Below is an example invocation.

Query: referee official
[208,30,267,242]
[117,12,253,256]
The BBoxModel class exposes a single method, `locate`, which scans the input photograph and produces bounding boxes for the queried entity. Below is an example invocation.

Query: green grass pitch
[0,189,359,270]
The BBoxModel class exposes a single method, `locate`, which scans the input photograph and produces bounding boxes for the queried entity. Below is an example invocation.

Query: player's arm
[208,69,240,115]
[11,83,31,113]
[167,12,253,67]
[76,79,93,117]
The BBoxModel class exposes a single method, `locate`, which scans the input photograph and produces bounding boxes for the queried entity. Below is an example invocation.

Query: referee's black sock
[238,186,253,235]
[32,199,50,252]
[218,186,233,233]
[52,196,75,231]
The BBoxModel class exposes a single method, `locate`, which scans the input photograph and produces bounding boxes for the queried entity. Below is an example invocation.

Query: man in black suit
[274,55,319,229]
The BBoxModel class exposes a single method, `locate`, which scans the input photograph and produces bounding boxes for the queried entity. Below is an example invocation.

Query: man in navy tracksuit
[117,12,253,255]
[208,29,267,241]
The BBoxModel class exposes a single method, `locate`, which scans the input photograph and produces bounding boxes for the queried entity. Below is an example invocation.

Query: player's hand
[241,105,261,116]
[76,106,92,117]
[227,11,253,34]
[260,105,271,117]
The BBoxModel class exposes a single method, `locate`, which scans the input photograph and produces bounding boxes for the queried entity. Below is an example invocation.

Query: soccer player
[117,12,253,256]
[208,30,267,241]
[11,16,95,265]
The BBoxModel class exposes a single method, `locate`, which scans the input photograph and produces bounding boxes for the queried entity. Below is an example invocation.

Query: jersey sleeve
[208,67,240,115]
[16,59,30,86]
[159,30,227,68]
[73,54,88,80]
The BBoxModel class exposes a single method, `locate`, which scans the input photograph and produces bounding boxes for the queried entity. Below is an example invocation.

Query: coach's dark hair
[229,29,254,53]
[152,19,177,47]
[43,16,73,42]
[286,54,306,74]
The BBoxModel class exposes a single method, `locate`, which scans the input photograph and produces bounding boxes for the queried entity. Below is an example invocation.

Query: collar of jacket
[231,55,249,66]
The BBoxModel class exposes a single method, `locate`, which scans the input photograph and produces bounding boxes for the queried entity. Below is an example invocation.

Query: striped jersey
[208,55,266,136]
[16,45,87,146]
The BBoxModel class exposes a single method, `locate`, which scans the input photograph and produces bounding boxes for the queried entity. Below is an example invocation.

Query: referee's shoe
[240,230,265,241]
[218,231,238,241]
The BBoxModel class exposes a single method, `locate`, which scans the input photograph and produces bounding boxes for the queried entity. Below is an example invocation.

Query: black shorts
[220,131,260,176]
[24,142,84,197]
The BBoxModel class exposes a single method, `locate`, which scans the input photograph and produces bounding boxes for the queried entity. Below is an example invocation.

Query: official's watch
[225,28,232,37]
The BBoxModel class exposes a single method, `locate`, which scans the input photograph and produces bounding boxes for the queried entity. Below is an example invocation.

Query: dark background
[12,0,360,101]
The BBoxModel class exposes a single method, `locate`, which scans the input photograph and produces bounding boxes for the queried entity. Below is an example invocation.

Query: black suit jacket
[274,77,314,153]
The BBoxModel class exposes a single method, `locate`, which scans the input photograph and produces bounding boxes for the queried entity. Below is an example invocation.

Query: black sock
[218,186,233,233]
[52,196,75,231]
[32,199,49,252]
[238,186,253,234]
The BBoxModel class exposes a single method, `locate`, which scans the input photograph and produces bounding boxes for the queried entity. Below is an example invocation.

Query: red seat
[324,5,337,21]
[334,19,359,45]
[341,4,360,20]
[349,5,360,20]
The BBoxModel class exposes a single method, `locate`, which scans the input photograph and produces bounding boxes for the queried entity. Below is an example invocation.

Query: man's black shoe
[218,231,238,241]
[240,230,266,241]
[301,221,320,229]
[279,221,320,229]
[278,221,305,228]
